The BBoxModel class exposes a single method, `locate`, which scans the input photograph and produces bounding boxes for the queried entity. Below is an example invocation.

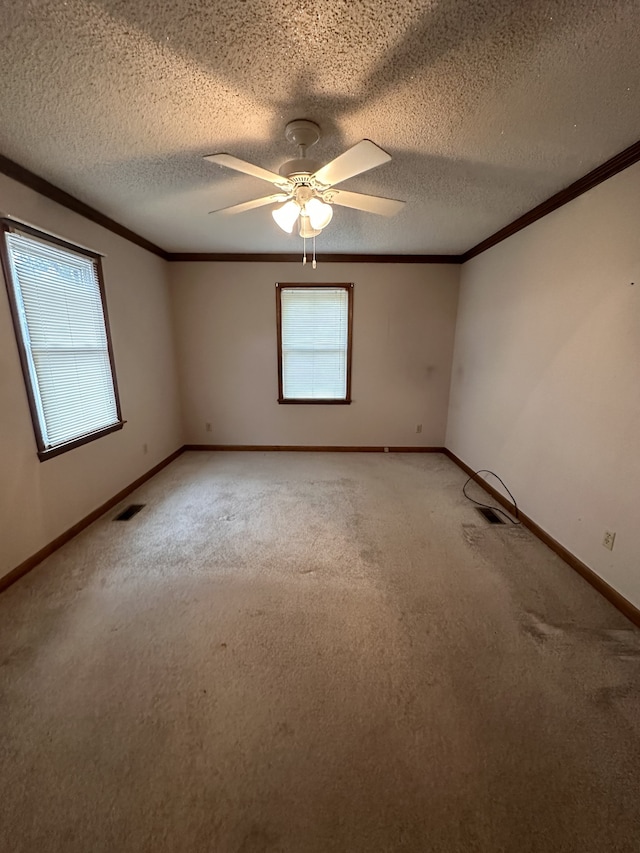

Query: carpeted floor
[1,451,639,852]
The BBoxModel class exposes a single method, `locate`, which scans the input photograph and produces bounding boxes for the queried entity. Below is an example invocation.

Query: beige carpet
[1,451,639,852]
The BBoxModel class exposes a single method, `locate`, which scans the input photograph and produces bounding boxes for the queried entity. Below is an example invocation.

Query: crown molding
[0,155,169,260]
[462,138,640,262]
[166,252,461,263]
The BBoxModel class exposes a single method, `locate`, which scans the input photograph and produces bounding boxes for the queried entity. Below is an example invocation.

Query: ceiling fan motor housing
[278,159,322,179]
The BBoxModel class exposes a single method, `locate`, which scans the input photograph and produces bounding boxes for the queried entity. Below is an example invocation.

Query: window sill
[277,399,352,405]
[37,420,126,461]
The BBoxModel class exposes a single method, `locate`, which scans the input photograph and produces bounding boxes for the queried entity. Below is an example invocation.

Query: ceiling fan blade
[204,153,293,189]
[328,189,405,217]
[313,140,392,188]
[208,193,289,215]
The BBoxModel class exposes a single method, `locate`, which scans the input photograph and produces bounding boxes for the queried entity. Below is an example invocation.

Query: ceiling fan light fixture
[306,197,333,230]
[272,199,300,233]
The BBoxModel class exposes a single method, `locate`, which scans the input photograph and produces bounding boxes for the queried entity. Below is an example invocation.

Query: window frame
[275,282,354,405]
[0,218,124,461]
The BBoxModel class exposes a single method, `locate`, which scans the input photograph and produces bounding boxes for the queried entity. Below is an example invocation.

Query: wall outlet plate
[602,530,616,551]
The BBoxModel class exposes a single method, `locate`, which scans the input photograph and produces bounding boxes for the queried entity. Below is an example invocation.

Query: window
[276,283,353,403]
[1,219,123,460]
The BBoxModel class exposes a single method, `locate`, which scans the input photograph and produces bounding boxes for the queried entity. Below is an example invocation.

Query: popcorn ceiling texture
[0,0,639,253]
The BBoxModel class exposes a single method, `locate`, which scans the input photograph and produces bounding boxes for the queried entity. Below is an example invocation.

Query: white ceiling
[1,0,639,255]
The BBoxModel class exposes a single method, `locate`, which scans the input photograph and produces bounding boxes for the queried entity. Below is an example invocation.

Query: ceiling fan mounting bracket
[284,119,321,151]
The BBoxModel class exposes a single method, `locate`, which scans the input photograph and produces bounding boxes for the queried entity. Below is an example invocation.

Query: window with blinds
[276,284,353,403]
[1,220,123,460]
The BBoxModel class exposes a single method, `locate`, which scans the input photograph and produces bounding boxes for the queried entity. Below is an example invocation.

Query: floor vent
[114,504,146,521]
[476,507,505,524]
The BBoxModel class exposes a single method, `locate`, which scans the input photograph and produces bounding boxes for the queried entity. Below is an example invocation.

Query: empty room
[1,1,639,850]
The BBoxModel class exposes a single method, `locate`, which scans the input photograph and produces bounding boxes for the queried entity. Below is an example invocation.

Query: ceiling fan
[204,120,405,264]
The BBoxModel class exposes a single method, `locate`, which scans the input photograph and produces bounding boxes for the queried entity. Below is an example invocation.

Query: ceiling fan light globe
[299,215,321,238]
[306,197,333,230]
[272,200,300,233]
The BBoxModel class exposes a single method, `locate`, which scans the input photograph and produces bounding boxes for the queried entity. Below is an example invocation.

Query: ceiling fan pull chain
[312,235,317,269]
[302,234,307,265]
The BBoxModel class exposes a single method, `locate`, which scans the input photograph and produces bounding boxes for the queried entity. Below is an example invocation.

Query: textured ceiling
[0,0,639,254]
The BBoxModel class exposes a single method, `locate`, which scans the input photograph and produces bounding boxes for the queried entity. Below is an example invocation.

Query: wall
[447,162,640,608]
[170,261,460,447]
[0,174,183,579]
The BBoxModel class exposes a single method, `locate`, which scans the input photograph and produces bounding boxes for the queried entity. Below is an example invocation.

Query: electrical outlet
[142,443,148,455]
[416,423,423,434]
[602,530,616,551]
[205,422,212,432]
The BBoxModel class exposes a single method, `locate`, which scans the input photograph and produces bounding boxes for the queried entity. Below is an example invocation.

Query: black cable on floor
[463,469,522,525]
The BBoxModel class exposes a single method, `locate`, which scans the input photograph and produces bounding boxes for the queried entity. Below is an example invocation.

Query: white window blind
[4,228,119,451]
[280,287,350,400]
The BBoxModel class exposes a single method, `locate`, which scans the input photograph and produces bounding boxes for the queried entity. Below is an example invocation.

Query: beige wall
[0,175,183,579]
[447,162,640,608]
[170,262,460,447]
